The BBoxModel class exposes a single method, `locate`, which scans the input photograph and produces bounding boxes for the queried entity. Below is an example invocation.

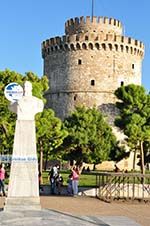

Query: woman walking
[0,164,6,196]
[72,166,79,196]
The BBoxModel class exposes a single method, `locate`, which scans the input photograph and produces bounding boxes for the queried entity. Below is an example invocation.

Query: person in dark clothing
[56,173,63,195]
[114,164,120,172]
[49,165,59,194]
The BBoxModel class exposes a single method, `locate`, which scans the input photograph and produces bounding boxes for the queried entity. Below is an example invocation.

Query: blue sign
[4,82,23,102]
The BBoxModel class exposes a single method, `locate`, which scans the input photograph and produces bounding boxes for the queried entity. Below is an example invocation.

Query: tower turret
[65,16,123,35]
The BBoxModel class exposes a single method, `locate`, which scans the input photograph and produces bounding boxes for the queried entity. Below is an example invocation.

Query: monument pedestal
[5,120,41,211]
[4,197,41,211]
[4,82,44,212]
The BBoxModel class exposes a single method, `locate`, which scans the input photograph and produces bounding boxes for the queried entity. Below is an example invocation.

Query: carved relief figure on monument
[9,81,44,121]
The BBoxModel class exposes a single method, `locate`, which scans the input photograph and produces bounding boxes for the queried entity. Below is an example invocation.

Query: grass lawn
[42,170,150,186]
[42,170,97,187]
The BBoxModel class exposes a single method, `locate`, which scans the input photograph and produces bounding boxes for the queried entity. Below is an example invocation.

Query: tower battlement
[42,33,144,58]
[65,16,123,35]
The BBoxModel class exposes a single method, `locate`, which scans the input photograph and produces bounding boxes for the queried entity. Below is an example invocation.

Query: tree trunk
[93,164,96,171]
[140,141,145,183]
[133,149,136,172]
[70,160,74,166]
[39,140,43,184]
[44,150,48,171]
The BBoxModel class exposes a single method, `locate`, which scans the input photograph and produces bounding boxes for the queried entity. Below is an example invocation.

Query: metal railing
[96,172,150,202]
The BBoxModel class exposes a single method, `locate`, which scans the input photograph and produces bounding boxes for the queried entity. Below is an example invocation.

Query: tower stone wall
[42,16,144,120]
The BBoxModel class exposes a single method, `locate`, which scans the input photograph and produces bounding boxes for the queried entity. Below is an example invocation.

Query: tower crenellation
[42,33,144,58]
[65,16,122,35]
[42,16,145,120]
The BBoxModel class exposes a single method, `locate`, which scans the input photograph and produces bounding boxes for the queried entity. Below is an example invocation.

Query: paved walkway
[0,196,150,226]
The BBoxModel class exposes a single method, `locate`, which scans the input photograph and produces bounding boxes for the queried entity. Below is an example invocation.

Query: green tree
[36,109,68,171]
[0,70,22,154]
[115,84,150,175]
[61,106,119,166]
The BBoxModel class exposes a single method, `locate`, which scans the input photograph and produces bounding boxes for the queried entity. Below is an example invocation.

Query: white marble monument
[5,81,44,211]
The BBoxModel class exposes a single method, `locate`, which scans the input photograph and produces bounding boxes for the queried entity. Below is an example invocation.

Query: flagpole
[92,0,94,20]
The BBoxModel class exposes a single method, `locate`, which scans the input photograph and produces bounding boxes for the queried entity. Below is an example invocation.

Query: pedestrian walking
[71,166,80,196]
[0,164,6,196]
[49,164,59,194]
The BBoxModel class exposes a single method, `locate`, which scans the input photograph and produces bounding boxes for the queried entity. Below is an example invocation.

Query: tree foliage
[36,109,68,162]
[0,70,23,153]
[115,84,150,173]
[60,106,119,165]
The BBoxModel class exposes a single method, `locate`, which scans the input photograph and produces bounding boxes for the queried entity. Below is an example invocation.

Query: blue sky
[0,0,149,90]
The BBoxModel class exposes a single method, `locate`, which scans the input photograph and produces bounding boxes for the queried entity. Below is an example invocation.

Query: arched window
[126,46,129,53]
[120,45,124,52]
[101,43,106,50]
[70,44,75,50]
[55,46,58,51]
[64,44,69,50]
[76,43,81,50]
[91,80,95,86]
[85,36,88,41]
[134,48,137,55]
[76,36,79,41]
[74,94,77,101]
[114,44,118,51]
[82,43,87,50]
[108,43,112,50]
[59,45,63,50]
[88,43,93,50]
[128,38,131,44]
[121,81,124,86]
[95,43,100,50]
[78,59,82,65]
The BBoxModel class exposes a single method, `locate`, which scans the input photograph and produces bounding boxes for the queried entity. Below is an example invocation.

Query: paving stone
[0,209,141,226]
